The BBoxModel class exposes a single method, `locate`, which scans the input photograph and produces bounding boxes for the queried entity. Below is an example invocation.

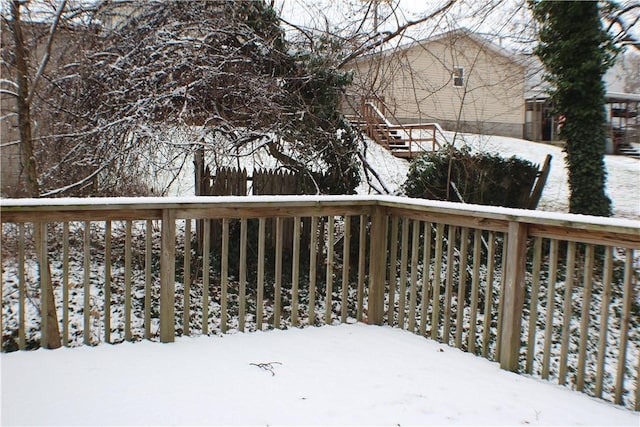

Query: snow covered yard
[2,323,638,426]
[355,132,640,219]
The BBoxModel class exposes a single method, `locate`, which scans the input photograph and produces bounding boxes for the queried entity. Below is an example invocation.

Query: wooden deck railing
[360,102,441,157]
[1,196,639,410]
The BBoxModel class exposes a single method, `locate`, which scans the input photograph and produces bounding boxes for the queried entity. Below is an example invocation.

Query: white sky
[2,323,638,425]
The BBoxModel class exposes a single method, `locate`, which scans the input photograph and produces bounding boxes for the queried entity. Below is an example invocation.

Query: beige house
[344,28,526,139]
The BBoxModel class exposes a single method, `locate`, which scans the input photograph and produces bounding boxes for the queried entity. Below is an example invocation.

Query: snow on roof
[348,27,524,67]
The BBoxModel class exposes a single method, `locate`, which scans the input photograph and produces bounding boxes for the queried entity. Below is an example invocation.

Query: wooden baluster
[84,221,91,345]
[291,217,301,327]
[18,223,26,350]
[455,227,469,349]
[324,216,334,325]
[145,220,152,339]
[541,239,559,379]
[104,221,112,344]
[482,231,496,359]
[525,237,543,374]
[495,233,509,361]
[239,218,247,332]
[387,217,399,326]
[357,215,366,322]
[183,219,191,336]
[576,244,594,392]
[274,217,283,328]
[124,220,132,342]
[62,222,69,347]
[257,218,266,330]
[221,218,229,333]
[431,223,444,341]
[398,218,409,329]
[595,246,613,398]
[559,241,576,385]
[407,220,420,332]
[160,209,176,343]
[340,216,351,323]
[443,225,456,344]
[419,222,432,337]
[202,219,210,335]
[499,222,528,372]
[615,248,635,405]
[38,223,49,349]
[469,229,482,354]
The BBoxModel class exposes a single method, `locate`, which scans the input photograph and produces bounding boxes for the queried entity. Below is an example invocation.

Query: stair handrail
[364,101,393,127]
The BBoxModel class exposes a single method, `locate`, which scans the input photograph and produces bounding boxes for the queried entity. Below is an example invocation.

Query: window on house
[453,67,464,87]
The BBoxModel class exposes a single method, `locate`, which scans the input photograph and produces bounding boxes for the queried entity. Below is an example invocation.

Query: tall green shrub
[403,146,539,208]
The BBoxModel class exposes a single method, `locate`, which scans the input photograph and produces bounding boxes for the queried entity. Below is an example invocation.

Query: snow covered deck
[2,195,639,415]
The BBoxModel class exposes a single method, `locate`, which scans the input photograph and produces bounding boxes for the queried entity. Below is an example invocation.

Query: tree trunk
[10,0,61,349]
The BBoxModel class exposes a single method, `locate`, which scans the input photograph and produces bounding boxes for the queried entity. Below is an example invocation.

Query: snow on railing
[1,196,639,410]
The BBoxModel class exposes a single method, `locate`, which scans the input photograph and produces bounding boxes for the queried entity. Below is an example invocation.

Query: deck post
[160,209,176,343]
[499,221,529,371]
[367,206,388,325]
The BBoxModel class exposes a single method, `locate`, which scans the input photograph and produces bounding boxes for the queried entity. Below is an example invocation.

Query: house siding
[346,31,525,138]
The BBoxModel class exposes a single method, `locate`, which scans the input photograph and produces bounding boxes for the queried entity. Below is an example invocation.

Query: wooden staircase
[346,100,443,159]
[617,142,640,159]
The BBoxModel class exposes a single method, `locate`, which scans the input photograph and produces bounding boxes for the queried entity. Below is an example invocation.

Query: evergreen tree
[531,0,616,217]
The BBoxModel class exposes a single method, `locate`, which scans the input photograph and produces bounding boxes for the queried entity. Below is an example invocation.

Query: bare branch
[26,0,68,106]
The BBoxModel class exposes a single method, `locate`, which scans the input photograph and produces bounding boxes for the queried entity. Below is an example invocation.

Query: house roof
[525,89,640,103]
[349,27,525,68]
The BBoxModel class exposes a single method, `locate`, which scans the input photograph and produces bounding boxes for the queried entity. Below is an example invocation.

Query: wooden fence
[1,196,639,410]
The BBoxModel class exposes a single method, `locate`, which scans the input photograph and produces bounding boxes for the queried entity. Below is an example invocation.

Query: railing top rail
[2,195,638,245]
[387,123,437,131]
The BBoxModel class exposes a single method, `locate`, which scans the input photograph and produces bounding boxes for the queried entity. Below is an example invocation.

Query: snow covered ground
[357,131,640,219]
[2,132,638,426]
[161,131,639,219]
[2,323,638,426]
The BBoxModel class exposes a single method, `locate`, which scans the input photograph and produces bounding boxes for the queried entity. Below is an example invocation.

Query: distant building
[343,28,527,139]
[524,58,640,152]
